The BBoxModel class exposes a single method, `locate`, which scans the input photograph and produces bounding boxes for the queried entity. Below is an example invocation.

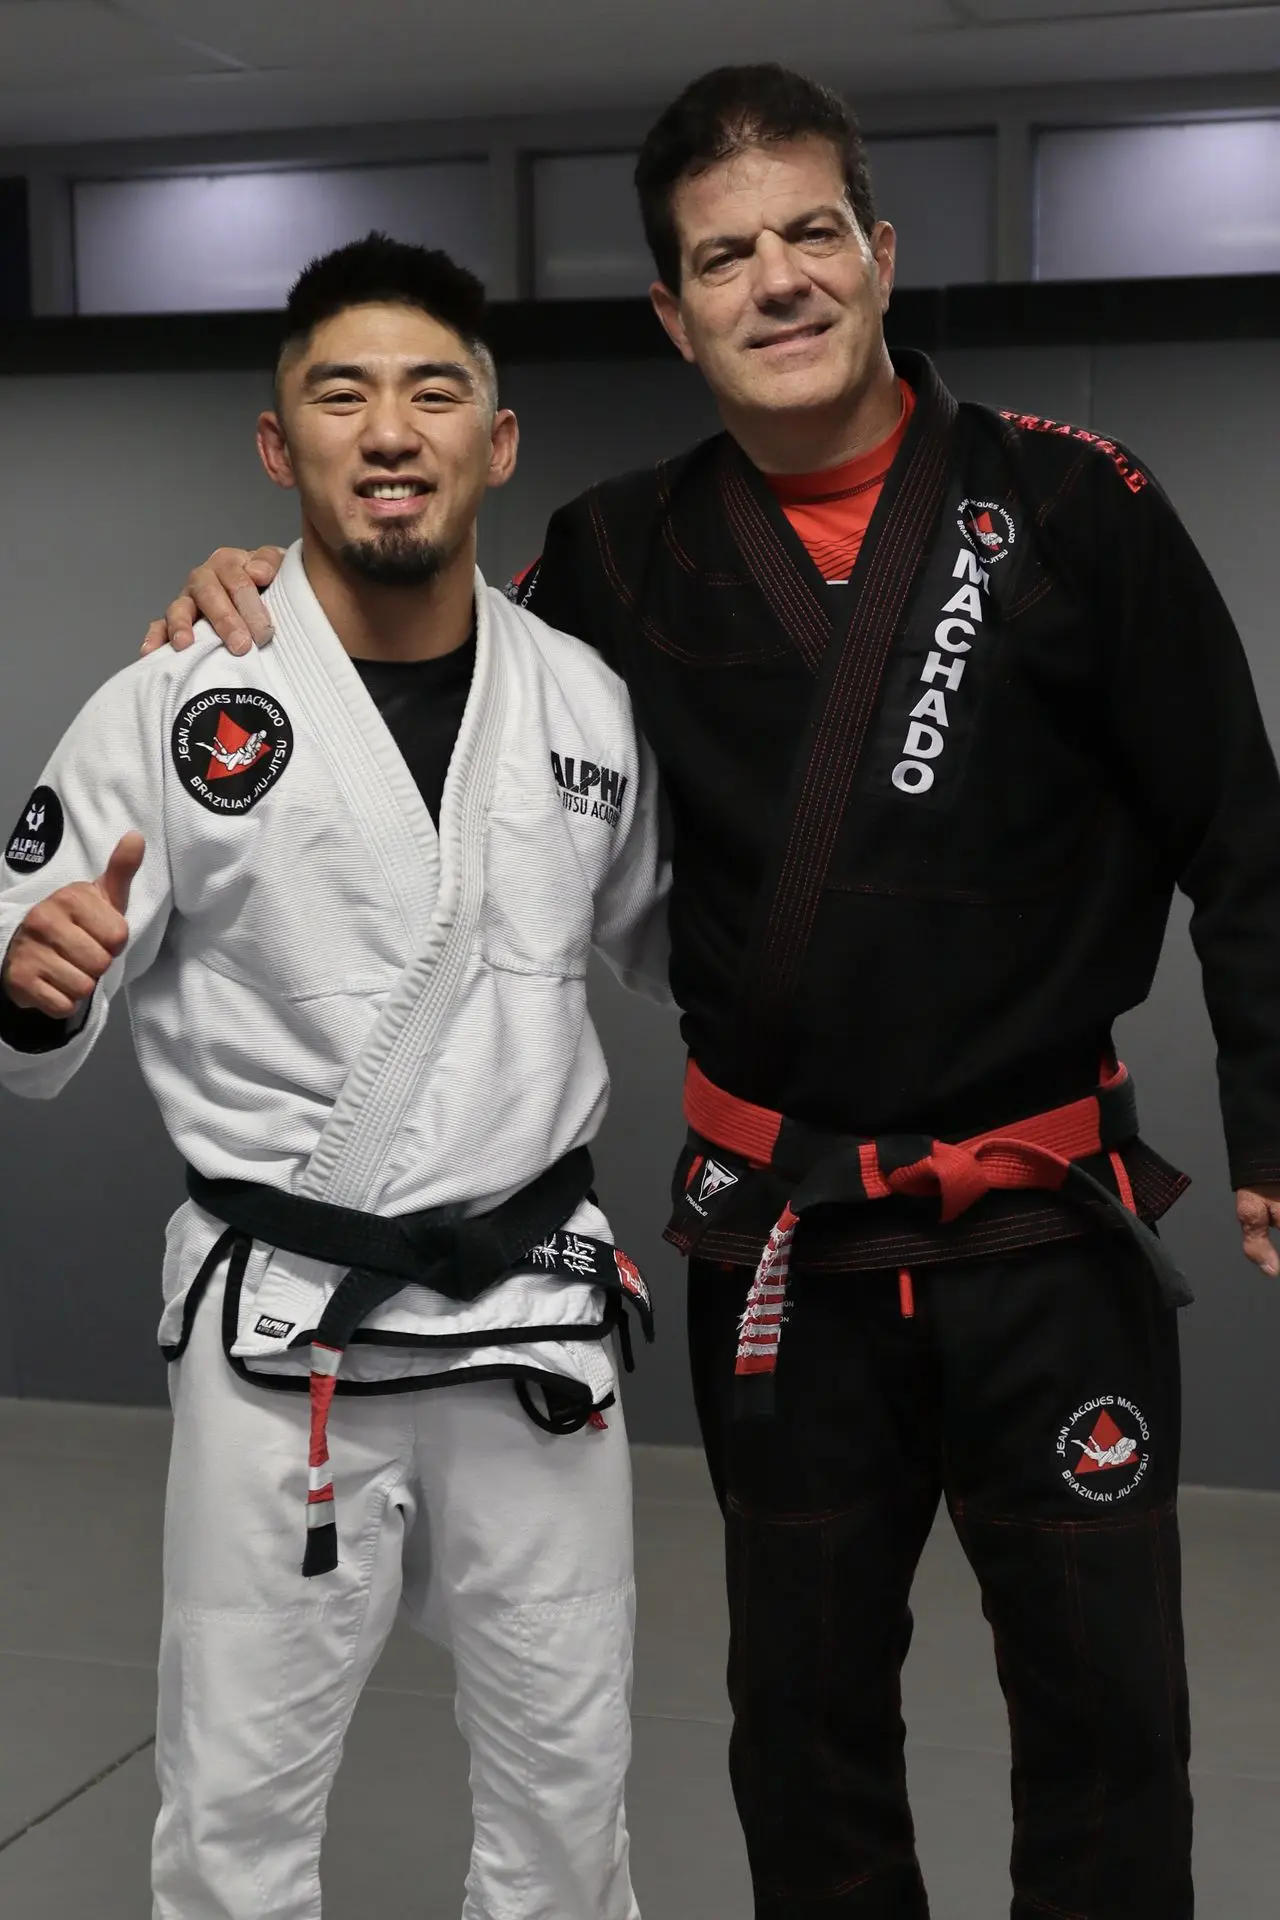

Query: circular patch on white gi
[5,785,63,872]
[1056,1395,1151,1503]
[957,498,1017,564]
[171,688,294,815]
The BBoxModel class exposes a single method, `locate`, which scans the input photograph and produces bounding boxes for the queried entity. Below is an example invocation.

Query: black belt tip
[302,1525,339,1579]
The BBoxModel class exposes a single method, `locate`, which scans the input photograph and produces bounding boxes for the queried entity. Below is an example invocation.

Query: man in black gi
[143,65,1280,1920]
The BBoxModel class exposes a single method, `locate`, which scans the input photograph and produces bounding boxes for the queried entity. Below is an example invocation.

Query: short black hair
[278,231,495,398]
[634,65,877,292]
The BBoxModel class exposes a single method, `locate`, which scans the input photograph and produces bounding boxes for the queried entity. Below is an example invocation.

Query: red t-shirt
[764,379,916,583]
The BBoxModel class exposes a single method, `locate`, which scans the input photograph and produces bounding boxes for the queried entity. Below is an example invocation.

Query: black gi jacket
[517,351,1280,1271]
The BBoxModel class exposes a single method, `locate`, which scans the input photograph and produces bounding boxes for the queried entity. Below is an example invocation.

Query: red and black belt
[669,1060,1191,1415]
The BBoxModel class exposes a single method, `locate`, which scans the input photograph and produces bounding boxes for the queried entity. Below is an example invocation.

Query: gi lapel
[266,544,441,943]
[729,353,961,1082]
[273,562,508,1210]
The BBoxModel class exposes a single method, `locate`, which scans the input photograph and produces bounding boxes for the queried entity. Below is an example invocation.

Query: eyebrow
[301,359,477,391]
[691,204,852,263]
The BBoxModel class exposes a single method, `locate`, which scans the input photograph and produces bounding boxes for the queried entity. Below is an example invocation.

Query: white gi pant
[154,1279,639,1920]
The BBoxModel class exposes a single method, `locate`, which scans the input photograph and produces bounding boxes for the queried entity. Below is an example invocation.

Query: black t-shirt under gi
[350,632,475,829]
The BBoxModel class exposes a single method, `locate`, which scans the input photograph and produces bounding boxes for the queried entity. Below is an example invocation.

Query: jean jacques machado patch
[1057,1396,1152,1503]
[172,689,294,814]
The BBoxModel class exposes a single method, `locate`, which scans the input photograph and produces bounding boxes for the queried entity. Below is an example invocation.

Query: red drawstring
[898,1267,916,1320]
[1109,1150,1137,1215]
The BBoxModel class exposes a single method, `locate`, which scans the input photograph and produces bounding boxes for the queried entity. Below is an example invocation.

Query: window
[532,153,651,300]
[73,162,492,314]
[1036,119,1280,281]
[865,135,996,288]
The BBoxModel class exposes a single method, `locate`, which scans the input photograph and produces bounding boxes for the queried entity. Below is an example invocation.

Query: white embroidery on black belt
[891,547,991,797]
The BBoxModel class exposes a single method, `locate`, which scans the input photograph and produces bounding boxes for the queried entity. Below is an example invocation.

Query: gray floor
[0,1403,1277,1916]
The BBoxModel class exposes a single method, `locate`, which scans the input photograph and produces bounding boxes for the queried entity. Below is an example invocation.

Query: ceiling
[0,0,1277,148]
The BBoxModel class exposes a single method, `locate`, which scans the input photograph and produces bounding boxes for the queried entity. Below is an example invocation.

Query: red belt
[680,1059,1187,1410]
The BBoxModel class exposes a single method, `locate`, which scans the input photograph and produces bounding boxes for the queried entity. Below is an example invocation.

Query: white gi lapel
[265,543,440,941]
[289,564,508,1209]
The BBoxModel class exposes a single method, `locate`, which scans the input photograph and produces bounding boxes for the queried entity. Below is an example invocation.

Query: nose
[751,229,812,309]
[359,397,422,462]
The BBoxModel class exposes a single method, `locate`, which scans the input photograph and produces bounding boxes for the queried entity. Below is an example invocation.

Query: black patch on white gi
[171,688,294,815]
[5,785,64,873]
[254,1313,296,1340]
[1056,1395,1151,1505]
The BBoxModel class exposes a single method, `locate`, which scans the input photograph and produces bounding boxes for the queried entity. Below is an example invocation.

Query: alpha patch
[172,688,294,815]
[957,498,1016,565]
[254,1313,296,1340]
[5,785,64,873]
[550,750,628,828]
[1057,1395,1152,1504]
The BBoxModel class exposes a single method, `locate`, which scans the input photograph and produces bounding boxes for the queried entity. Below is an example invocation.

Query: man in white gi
[0,234,669,1920]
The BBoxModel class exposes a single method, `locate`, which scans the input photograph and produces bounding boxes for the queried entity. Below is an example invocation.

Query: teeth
[368,483,419,499]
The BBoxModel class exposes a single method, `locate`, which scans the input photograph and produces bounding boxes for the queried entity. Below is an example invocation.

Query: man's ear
[486,408,520,491]
[649,281,697,366]
[257,411,296,490]
[871,221,897,313]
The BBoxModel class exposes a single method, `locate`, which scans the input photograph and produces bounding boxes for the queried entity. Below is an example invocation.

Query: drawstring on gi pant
[898,1269,916,1320]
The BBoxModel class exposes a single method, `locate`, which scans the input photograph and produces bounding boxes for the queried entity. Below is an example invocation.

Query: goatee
[340,529,446,587]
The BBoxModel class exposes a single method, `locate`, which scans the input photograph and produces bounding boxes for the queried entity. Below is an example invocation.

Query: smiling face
[650,135,896,453]
[259,300,515,587]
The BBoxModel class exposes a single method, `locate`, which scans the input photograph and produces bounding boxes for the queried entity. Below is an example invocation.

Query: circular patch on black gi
[1056,1395,1151,1504]
[5,785,64,873]
[171,688,294,815]
[957,497,1017,564]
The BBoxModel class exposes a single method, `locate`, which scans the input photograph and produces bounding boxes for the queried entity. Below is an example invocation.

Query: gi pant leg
[688,1259,940,1919]
[688,1235,1192,1920]
[933,1236,1192,1920]
[153,1276,640,1920]
[400,1381,639,1920]
[153,1276,412,1919]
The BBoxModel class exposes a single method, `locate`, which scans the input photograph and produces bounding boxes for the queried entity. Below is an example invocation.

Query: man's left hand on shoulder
[1236,1185,1280,1276]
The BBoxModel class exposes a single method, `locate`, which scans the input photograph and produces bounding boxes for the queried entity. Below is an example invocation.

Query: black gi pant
[688,1234,1192,1920]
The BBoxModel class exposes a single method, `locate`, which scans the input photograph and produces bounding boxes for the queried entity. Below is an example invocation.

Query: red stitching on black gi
[754,1857,921,1901]
[752,425,953,1020]
[1004,577,1055,623]
[1022,1896,1094,1920]
[977,1511,1158,1536]
[587,491,775,667]
[656,459,746,587]
[720,456,830,674]
[1146,1504,1183,1866]
[1032,448,1093,529]
[1064,1528,1107,1912]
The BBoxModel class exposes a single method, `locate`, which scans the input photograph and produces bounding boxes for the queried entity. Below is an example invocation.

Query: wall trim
[0,275,1275,378]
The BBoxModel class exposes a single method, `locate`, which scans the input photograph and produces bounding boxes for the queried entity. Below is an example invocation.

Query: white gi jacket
[0,545,672,1408]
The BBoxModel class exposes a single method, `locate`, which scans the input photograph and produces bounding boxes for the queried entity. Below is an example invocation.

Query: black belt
[180,1148,653,1576]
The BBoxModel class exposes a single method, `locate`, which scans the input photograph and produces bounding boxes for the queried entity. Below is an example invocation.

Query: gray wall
[2,341,1279,1487]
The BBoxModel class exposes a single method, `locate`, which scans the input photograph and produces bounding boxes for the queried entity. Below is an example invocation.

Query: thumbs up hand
[1,833,145,1018]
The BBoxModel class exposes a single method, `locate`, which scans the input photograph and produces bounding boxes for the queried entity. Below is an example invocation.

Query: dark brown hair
[634,65,877,291]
